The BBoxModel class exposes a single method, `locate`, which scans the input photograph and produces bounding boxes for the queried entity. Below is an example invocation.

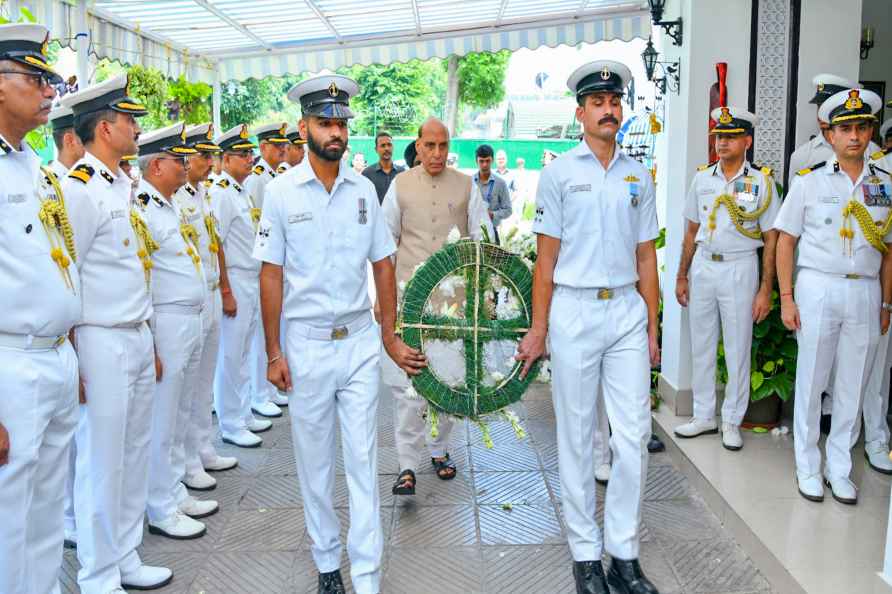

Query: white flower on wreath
[446,226,461,244]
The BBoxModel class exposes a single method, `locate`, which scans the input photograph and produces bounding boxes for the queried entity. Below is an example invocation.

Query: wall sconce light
[642,37,680,95]
[647,0,683,46]
[861,26,875,60]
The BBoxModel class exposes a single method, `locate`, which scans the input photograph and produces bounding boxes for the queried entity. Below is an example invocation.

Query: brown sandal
[432,454,457,480]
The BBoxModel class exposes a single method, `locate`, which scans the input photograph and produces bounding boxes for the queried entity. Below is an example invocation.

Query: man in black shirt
[362,131,405,203]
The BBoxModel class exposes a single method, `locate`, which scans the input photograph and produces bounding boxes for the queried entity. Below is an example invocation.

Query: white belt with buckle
[555,284,635,301]
[0,332,66,350]
[290,312,372,341]
[698,249,757,263]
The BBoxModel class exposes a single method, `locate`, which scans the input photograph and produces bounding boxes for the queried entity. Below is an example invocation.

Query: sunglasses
[0,69,56,90]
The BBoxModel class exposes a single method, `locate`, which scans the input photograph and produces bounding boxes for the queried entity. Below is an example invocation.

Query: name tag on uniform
[819,196,840,204]
[288,212,313,224]
[7,193,25,204]
[110,209,125,219]
[569,184,591,193]
[864,184,892,207]
[737,192,756,203]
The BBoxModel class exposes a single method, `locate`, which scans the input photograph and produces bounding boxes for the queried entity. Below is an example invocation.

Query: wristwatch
[883,303,892,313]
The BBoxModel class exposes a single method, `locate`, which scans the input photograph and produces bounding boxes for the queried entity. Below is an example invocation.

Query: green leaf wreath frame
[398,239,541,422]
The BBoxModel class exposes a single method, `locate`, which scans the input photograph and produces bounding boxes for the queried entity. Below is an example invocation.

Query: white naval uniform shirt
[533,141,659,288]
[64,152,152,327]
[210,171,260,274]
[872,148,892,172]
[174,181,219,287]
[0,135,81,336]
[138,179,206,307]
[774,158,892,277]
[252,158,396,327]
[245,158,276,210]
[48,159,70,181]
[380,176,492,243]
[788,133,880,188]
[683,161,781,253]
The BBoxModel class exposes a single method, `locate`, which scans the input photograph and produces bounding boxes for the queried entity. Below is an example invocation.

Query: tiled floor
[62,384,775,593]
[653,405,892,594]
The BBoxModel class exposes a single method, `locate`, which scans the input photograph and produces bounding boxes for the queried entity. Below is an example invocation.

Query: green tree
[94,61,169,129]
[220,77,288,130]
[168,75,213,124]
[342,60,445,136]
[444,50,510,134]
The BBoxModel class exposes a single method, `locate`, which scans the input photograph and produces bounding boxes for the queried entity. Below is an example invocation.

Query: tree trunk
[445,55,459,136]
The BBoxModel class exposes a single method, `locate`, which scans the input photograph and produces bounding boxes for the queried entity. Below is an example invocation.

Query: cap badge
[180,127,187,142]
[328,81,339,97]
[239,124,249,139]
[718,107,733,125]
[817,83,825,92]
[600,66,611,81]
[206,125,214,140]
[278,123,287,136]
[41,36,48,57]
[845,89,863,110]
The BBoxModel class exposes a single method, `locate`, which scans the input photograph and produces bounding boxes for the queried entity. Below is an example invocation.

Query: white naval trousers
[688,250,759,425]
[250,301,278,407]
[74,323,155,594]
[593,393,611,468]
[793,269,880,480]
[63,426,77,539]
[214,268,259,438]
[184,286,223,477]
[863,330,892,449]
[0,339,78,594]
[383,350,456,471]
[286,318,383,594]
[147,308,203,522]
[549,285,651,561]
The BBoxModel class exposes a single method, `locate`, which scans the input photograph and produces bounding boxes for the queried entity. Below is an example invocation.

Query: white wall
[656,0,752,396]
[860,0,892,127]
[795,0,863,147]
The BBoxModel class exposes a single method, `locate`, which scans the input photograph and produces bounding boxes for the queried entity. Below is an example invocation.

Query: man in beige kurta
[381,118,493,494]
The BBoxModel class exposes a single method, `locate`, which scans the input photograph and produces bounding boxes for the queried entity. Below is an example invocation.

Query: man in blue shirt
[474,143,512,242]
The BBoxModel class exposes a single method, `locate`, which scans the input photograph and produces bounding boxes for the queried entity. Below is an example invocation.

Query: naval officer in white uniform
[255,74,422,594]
[516,60,662,594]
[776,87,892,505]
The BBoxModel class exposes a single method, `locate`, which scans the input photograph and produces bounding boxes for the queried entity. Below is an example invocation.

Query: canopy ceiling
[32,0,650,83]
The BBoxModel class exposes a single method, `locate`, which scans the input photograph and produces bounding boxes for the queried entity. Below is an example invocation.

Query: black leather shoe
[607,558,660,594]
[318,570,346,594]
[647,434,665,453]
[572,560,609,594]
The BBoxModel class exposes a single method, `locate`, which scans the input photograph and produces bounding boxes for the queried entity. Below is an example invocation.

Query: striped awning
[27,0,649,84]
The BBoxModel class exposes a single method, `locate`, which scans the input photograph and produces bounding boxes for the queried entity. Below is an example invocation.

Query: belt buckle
[711,253,724,262]
[597,288,613,300]
[845,273,861,279]
[331,326,349,340]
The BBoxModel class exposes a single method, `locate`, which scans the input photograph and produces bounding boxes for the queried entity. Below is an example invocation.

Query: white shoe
[121,564,173,590]
[247,417,272,433]
[721,423,743,451]
[183,470,217,491]
[204,454,239,472]
[221,429,263,448]
[823,473,858,505]
[674,418,718,438]
[251,401,282,418]
[595,463,611,485]
[148,511,207,540]
[865,442,892,474]
[178,495,219,519]
[796,473,824,502]
[271,392,289,406]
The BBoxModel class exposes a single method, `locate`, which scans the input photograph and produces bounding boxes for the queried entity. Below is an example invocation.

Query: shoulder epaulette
[871,148,891,161]
[276,164,288,174]
[138,192,150,206]
[752,164,774,178]
[697,161,718,172]
[252,164,264,175]
[184,184,196,196]
[151,194,165,208]
[796,161,826,176]
[201,179,212,189]
[0,136,11,155]
[68,164,95,184]
[216,178,230,189]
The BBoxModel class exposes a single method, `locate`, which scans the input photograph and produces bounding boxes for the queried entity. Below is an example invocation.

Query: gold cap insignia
[125,75,131,97]
[718,107,733,125]
[278,123,287,136]
[328,81,339,97]
[239,124,249,139]
[41,35,48,57]
[180,126,187,142]
[206,125,214,140]
[845,89,863,110]
[600,66,611,81]
[817,83,824,92]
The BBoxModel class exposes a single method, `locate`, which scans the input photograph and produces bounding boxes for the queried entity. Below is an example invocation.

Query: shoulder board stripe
[216,178,230,188]
[252,165,264,175]
[68,164,95,184]
[871,148,891,161]
[697,161,718,172]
